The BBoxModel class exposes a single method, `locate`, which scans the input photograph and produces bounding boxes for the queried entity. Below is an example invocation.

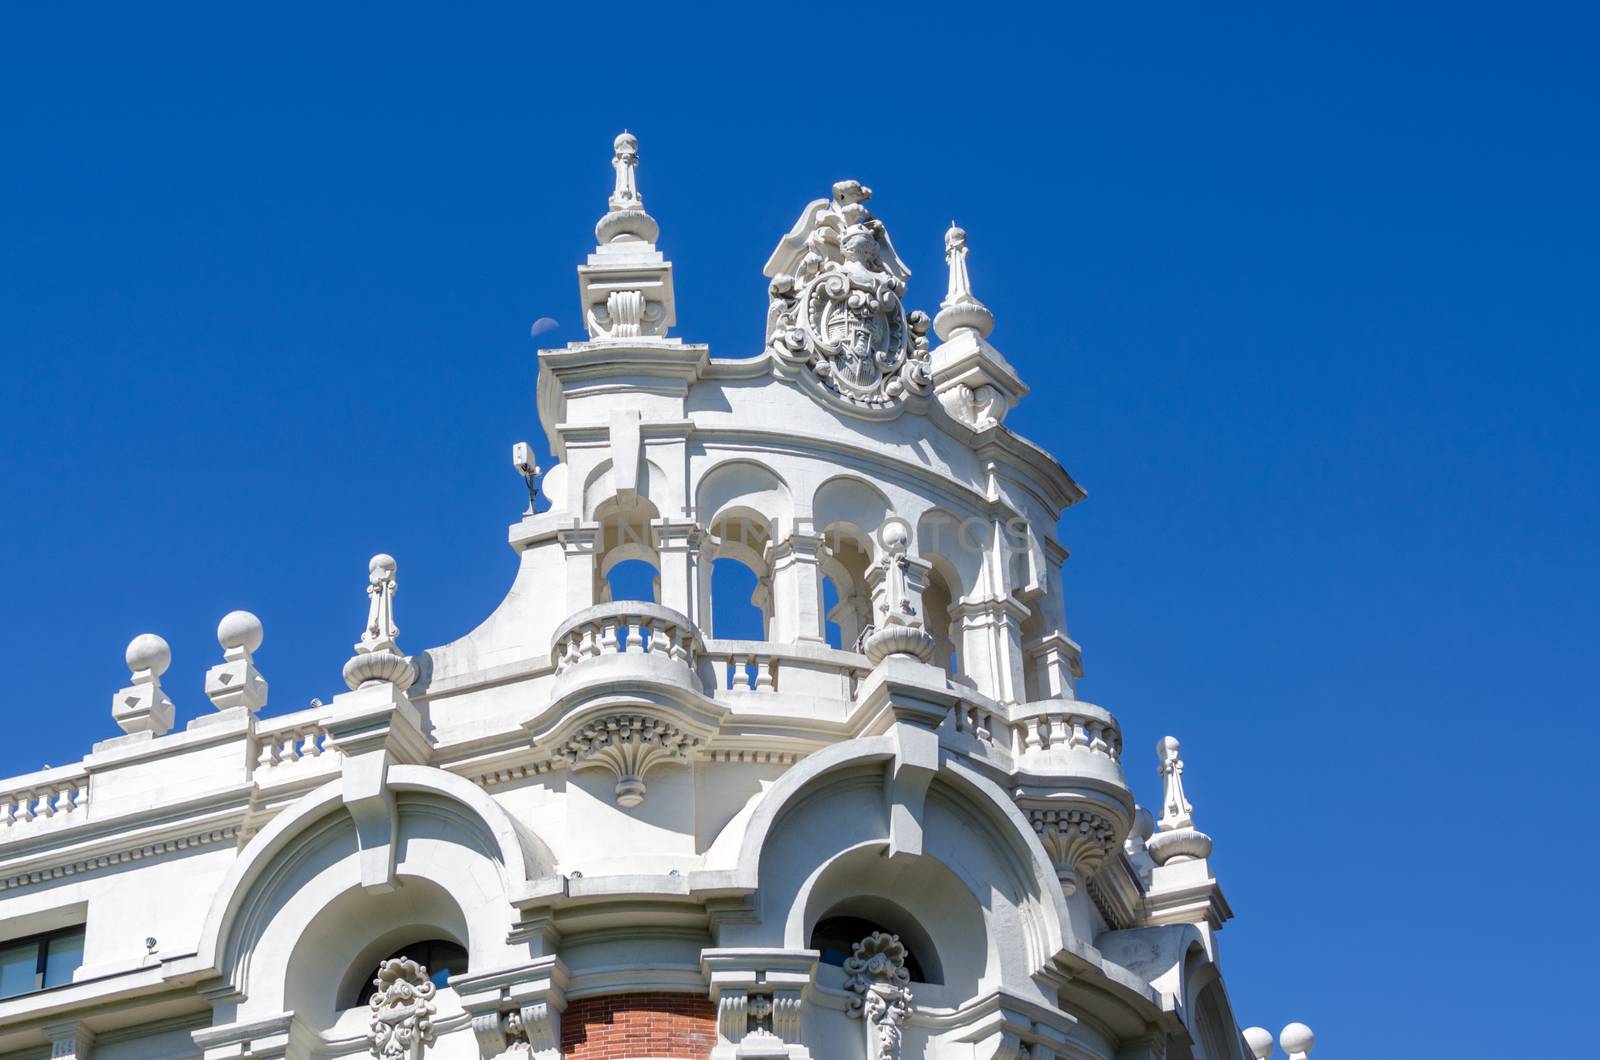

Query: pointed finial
[113,634,175,736]
[205,610,268,714]
[1156,735,1193,829]
[594,130,660,248]
[1144,735,1215,865]
[610,131,642,212]
[341,554,416,691]
[933,222,995,341]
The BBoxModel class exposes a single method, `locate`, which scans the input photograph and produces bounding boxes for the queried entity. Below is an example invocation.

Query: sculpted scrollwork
[844,932,914,1060]
[368,957,437,1060]
[552,712,701,808]
[766,182,932,410]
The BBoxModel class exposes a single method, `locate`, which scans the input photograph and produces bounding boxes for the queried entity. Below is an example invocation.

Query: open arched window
[808,912,938,984]
[352,939,468,1008]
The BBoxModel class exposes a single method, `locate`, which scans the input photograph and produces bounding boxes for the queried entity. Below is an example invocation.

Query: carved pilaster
[702,948,817,1059]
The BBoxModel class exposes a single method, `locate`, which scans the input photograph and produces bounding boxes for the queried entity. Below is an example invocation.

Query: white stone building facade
[0,135,1314,1060]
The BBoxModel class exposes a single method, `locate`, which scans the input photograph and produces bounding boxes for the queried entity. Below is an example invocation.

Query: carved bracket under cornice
[551,712,702,807]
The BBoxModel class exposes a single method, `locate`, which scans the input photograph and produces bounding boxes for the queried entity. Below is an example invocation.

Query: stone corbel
[191,1013,317,1060]
[457,956,569,1060]
[702,948,818,1059]
[322,683,430,893]
[42,1020,94,1060]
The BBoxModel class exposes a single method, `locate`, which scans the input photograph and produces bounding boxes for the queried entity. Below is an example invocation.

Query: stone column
[559,524,601,614]
[767,532,827,643]
[951,598,1029,705]
[865,555,931,637]
[1024,630,1082,701]
[655,520,705,623]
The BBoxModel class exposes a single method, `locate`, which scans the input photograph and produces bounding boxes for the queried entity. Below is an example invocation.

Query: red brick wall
[560,992,718,1059]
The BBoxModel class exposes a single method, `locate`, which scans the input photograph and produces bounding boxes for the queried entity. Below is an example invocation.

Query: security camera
[512,442,541,513]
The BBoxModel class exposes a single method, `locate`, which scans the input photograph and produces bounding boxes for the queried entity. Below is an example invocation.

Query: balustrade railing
[255,716,335,771]
[551,601,701,676]
[1010,702,1123,762]
[0,765,89,830]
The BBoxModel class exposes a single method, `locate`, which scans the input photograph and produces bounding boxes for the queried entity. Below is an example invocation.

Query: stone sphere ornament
[216,610,264,654]
[1242,1026,1275,1059]
[125,633,172,677]
[1280,1023,1315,1056]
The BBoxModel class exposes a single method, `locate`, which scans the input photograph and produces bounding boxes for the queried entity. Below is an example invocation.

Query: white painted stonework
[0,135,1316,1060]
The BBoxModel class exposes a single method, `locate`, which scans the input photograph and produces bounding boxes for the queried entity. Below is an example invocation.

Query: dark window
[355,940,468,1007]
[0,926,85,999]
[809,915,926,983]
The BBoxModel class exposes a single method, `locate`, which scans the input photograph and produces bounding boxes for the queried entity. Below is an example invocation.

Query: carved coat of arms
[765,182,932,408]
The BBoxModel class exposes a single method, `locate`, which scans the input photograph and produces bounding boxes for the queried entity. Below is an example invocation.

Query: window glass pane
[0,942,38,998]
[43,931,84,988]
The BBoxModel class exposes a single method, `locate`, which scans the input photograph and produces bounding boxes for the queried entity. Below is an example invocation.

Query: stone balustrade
[551,601,702,676]
[0,764,90,829]
[255,714,336,771]
[1011,701,1123,762]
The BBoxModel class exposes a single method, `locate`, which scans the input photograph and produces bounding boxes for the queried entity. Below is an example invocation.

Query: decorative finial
[1243,1027,1275,1059]
[861,519,935,665]
[1144,735,1215,865]
[341,554,416,691]
[933,222,995,342]
[205,610,269,714]
[1280,1023,1315,1060]
[595,130,659,246]
[610,131,641,212]
[113,633,175,737]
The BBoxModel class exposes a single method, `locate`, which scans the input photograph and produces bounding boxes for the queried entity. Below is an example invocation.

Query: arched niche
[915,508,988,602]
[713,744,1080,1004]
[197,769,551,1028]
[812,475,891,551]
[695,459,791,530]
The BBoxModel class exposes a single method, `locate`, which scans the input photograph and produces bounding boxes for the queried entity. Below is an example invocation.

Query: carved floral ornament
[368,957,437,1060]
[765,182,933,411]
[844,932,914,1060]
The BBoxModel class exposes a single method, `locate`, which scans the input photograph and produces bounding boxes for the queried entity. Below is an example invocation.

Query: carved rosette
[766,182,932,410]
[844,932,913,1060]
[368,957,436,1060]
[553,713,701,807]
[1028,807,1120,896]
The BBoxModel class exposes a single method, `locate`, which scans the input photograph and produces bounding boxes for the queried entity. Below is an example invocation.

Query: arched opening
[809,913,934,984]
[707,507,773,641]
[922,563,959,678]
[595,495,661,603]
[605,558,659,603]
[819,525,874,652]
[349,938,469,1008]
[711,557,766,640]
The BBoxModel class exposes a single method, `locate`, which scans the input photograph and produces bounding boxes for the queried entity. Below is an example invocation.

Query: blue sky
[1,3,1595,1055]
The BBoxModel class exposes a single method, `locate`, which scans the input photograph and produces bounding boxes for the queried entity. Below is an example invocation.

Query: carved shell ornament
[368,957,437,1059]
[766,182,932,410]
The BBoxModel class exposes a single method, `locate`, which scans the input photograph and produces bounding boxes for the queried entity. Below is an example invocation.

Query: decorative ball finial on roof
[113,633,175,737]
[341,553,416,692]
[1145,735,1216,865]
[933,223,995,342]
[217,610,264,656]
[1243,1027,1275,1059]
[206,610,269,714]
[1280,1023,1315,1060]
[125,633,171,678]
